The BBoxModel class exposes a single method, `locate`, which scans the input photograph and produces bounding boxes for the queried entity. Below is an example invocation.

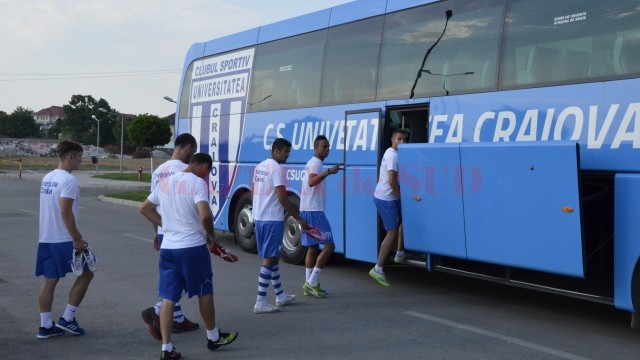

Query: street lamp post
[91,115,100,174]
[98,107,124,174]
[163,96,177,103]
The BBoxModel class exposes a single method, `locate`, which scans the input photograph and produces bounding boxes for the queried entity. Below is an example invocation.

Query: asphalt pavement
[2,174,640,359]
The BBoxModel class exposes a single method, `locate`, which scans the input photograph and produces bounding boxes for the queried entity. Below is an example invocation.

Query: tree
[127,114,172,151]
[0,107,40,138]
[58,95,117,145]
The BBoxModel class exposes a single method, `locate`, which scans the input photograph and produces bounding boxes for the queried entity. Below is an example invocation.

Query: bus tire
[234,193,256,253]
[280,195,307,265]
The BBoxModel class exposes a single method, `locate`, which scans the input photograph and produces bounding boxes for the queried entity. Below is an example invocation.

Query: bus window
[320,16,384,106]
[248,30,326,112]
[377,0,504,100]
[499,0,640,89]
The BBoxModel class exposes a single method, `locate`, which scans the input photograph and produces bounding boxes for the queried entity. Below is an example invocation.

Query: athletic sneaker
[394,253,411,264]
[302,282,326,298]
[83,247,98,272]
[36,322,65,339]
[253,303,280,314]
[206,329,239,350]
[303,282,327,296]
[160,348,181,360]
[172,317,199,333]
[369,268,389,287]
[56,317,85,335]
[275,293,296,307]
[141,307,161,341]
[71,249,84,276]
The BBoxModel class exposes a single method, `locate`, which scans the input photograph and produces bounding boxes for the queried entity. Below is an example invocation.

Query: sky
[0,0,353,117]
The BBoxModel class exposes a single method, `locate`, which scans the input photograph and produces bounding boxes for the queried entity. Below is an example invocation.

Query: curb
[98,195,143,208]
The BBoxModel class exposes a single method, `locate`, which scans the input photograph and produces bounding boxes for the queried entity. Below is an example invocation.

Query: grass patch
[105,190,150,202]
[93,173,152,183]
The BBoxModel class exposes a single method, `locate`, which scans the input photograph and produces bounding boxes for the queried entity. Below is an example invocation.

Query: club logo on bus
[188,48,255,222]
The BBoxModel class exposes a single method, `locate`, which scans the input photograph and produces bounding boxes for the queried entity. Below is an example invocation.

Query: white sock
[374,264,384,273]
[396,250,405,257]
[62,304,77,322]
[309,267,322,286]
[207,326,219,341]
[40,312,53,328]
[162,343,173,352]
[305,268,312,282]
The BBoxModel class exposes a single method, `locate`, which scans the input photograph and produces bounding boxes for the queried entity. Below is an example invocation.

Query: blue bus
[172,0,640,326]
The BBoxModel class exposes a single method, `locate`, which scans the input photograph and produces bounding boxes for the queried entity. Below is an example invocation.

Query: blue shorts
[373,197,402,230]
[158,233,163,245]
[35,242,88,278]
[158,244,213,302]
[255,220,284,258]
[300,211,334,246]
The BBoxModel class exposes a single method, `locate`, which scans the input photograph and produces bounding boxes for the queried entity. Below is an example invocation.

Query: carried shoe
[83,247,98,272]
[253,303,279,314]
[71,249,84,276]
[275,293,296,307]
[56,317,85,335]
[36,322,65,339]
[207,329,238,350]
[369,268,389,287]
[209,243,239,262]
[141,307,162,341]
[302,282,326,298]
[172,317,199,333]
[160,347,181,360]
[394,253,410,264]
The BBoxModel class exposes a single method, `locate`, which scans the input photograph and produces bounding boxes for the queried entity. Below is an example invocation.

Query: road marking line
[404,311,590,360]
[122,233,152,243]
[20,209,39,215]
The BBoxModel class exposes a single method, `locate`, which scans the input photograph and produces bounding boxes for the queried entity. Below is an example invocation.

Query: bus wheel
[280,195,307,265]
[234,193,256,253]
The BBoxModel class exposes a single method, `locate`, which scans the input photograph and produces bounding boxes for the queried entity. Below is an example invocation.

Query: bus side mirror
[91,156,98,165]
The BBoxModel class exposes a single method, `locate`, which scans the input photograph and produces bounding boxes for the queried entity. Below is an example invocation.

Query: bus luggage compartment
[398,141,586,278]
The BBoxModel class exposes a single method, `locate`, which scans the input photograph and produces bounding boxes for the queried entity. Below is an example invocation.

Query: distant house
[34,106,65,125]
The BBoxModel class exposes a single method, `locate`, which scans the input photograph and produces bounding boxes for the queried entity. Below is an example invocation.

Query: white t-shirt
[252,158,285,221]
[39,169,80,243]
[300,156,325,211]
[147,172,209,249]
[374,147,399,201]
[151,159,188,235]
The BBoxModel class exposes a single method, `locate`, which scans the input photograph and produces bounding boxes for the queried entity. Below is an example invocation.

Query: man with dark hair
[140,152,238,359]
[370,128,410,287]
[300,135,343,297]
[141,133,200,340]
[251,138,307,313]
[36,140,96,339]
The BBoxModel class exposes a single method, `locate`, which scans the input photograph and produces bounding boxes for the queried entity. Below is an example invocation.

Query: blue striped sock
[173,302,184,322]
[257,265,272,304]
[271,264,284,297]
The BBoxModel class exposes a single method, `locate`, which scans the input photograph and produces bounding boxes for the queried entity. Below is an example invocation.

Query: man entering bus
[252,138,308,313]
[300,135,344,297]
[370,129,410,287]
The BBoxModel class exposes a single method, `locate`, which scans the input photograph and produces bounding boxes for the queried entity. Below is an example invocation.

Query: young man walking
[370,129,410,287]
[140,153,238,359]
[300,135,343,297]
[141,133,200,341]
[252,138,307,313]
[35,140,96,338]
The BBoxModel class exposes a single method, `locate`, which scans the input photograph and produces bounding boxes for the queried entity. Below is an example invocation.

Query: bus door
[343,109,382,263]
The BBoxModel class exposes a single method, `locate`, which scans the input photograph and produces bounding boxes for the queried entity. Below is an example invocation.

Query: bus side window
[613,34,640,75]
